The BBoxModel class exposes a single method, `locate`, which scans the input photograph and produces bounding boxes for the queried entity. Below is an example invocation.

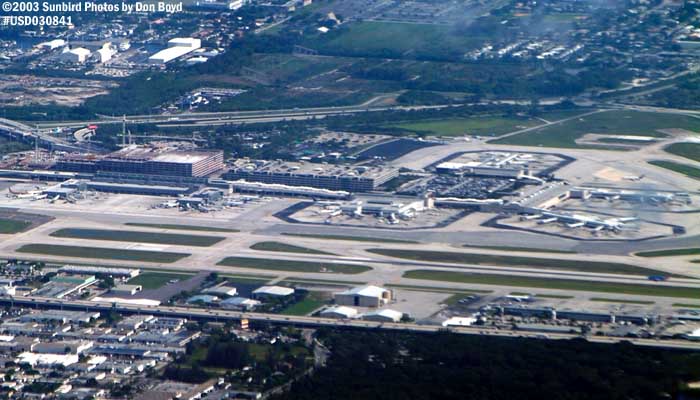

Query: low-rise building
[335,285,392,308]
[252,286,295,299]
[320,306,358,319]
[220,297,261,311]
[361,309,403,323]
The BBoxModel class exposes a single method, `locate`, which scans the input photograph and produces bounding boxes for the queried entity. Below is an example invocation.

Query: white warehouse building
[149,38,202,64]
[320,306,358,319]
[62,47,91,63]
[334,285,392,308]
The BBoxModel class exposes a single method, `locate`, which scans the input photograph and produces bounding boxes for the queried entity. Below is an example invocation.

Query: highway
[0,117,84,152]
[0,99,456,153]
[31,99,456,130]
[4,295,700,351]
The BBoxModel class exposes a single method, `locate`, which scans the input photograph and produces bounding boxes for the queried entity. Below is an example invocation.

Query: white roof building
[320,306,358,319]
[96,46,115,63]
[252,286,295,298]
[361,309,403,323]
[335,285,392,308]
[149,38,202,65]
[17,352,79,367]
[63,47,91,63]
[203,285,238,297]
[168,37,201,48]
[442,316,478,327]
[343,285,388,298]
[38,39,66,50]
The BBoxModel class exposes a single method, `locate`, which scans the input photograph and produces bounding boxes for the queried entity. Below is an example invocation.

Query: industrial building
[61,47,91,63]
[320,306,358,319]
[59,265,140,279]
[202,285,238,297]
[37,39,66,50]
[335,285,392,308]
[110,285,143,296]
[251,286,295,299]
[361,309,403,323]
[33,275,97,299]
[149,38,202,64]
[225,159,399,192]
[220,297,261,311]
[56,145,224,178]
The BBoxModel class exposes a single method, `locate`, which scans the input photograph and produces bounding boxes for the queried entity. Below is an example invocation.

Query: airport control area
[0,120,697,351]
[5,0,700,397]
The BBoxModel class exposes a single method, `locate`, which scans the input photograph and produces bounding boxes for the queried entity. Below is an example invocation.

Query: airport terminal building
[56,145,224,178]
[224,159,399,192]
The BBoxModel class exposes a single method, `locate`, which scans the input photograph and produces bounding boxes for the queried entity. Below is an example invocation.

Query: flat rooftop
[231,159,397,179]
[105,145,220,164]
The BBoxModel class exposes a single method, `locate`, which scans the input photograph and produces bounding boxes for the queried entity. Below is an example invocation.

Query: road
[0,117,84,152]
[4,295,700,351]
[29,96,454,130]
[0,95,453,152]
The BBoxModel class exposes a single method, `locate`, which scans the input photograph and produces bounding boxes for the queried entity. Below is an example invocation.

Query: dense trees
[274,330,700,400]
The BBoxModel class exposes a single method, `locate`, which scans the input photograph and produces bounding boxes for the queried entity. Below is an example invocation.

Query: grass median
[368,248,668,276]
[463,245,575,254]
[250,241,335,255]
[403,270,700,299]
[125,223,239,233]
[217,256,371,274]
[281,233,418,244]
[0,219,32,234]
[17,244,189,263]
[51,228,225,247]
[127,272,194,289]
[590,298,654,305]
[649,160,700,180]
[280,292,327,316]
[636,248,700,257]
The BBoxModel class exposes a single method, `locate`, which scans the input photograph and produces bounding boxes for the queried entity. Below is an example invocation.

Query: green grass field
[17,244,189,263]
[283,277,364,286]
[674,303,700,309]
[636,248,700,257]
[403,270,700,299]
[281,233,417,244]
[509,292,574,299]
[128,272,194,289]
[250,241,334,255]
[649,160,700,179]
[463,245,576,254]
[124,223,239,233]
[491,110,700,148]
[217,257,371,274]
[308,21,482,59]
[367,248,668,276]
[280,292,327,316]
[0,219,31,234]
[386,283,492,294]
[664,142,700,162]
[390,117,541,137]
[51,228,225,247]
[590,297,654,305]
